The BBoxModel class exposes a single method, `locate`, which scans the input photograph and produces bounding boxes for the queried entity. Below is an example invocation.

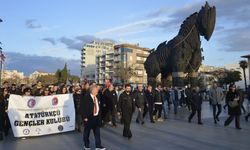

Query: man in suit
[80,85,106,150]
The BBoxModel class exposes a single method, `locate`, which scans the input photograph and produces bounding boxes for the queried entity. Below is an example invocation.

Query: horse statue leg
[188,48,202,87]
[161,72,171,87]
[171,47,187,87]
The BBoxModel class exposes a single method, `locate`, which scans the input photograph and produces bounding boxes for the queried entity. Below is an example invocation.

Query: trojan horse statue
[144,2,216,87]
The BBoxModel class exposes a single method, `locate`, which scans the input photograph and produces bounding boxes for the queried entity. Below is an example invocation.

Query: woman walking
[224,84,242,129]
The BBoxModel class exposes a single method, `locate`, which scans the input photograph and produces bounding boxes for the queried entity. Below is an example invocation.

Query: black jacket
[73,93,81,114]
[154,89,163,103]
[118,91,135,114]
[163,89,170,102]
[145,90,155,106]
[134,90,147,108]
[185,88,192,99]
[0,94,8,130]
[79,93,101,122]
[103,89,118,109]
[191,91,202,110]
[226,91,241,116]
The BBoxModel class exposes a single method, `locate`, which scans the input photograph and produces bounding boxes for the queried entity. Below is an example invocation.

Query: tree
[3,74,23,85]
[61,63,69,83]
[114,62,137,84]
[55,63,69,84]
[218,70,242,86]
[37,74,58,85]
[239,60,248,91]
[55,69,61,82]
[69,75,80,83]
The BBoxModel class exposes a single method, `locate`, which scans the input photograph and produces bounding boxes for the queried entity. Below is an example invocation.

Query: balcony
[106,57,113,61]
[114,52,120,56]
[106,69,114,73]
[136,60,144,64]
[136,66,144,70]
[136,53,148,58]
[106,62,113,67]
[137,73,143,77]
[114,59,120,62]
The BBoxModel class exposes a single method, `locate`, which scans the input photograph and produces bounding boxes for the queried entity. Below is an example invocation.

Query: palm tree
[239,60,248,91]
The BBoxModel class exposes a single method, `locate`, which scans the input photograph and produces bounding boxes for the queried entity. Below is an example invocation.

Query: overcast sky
[0,0,249,75]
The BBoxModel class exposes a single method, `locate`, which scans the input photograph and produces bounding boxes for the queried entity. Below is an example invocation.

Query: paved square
[1,102,249,150]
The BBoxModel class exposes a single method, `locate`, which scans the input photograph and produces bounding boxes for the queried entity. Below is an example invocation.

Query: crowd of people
[0,80,250,150]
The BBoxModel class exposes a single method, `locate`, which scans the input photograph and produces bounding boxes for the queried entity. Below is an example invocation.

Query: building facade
[2,70,25,80]
[29,71,54,83]
[81,40,115,82]
[2,70,25,84]
[96,43,150,85]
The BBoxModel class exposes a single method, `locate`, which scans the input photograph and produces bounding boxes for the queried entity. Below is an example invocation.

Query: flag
[0,18,2,22]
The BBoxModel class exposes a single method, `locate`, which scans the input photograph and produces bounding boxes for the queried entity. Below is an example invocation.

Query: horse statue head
[197,2,216,41]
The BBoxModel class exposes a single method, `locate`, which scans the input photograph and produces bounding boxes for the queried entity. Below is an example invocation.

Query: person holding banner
[80,85,106,150]
[0,90,5,141]
[73,87,82,132]
[0,87,10,140]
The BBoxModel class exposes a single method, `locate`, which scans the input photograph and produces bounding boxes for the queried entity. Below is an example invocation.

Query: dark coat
[145,90,155,106]
[81,89,90,97]
[73,93,81,114]
[163,89,170,102]
[226,91,241,116]
[154,89,164,103]
[247,87,250,101]
[0,95,5,131]
[0,94,9,131]
[191,91,202,110]
[118,91,135,115]
[79,93,102,126]
[103,89,118,110]
[134,90,147,108]
[185,88,192,99]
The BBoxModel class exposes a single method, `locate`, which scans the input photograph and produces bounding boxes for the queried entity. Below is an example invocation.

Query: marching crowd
[0,80,250,150]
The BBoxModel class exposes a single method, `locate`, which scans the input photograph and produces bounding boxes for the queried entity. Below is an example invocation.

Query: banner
[8,94,75,137]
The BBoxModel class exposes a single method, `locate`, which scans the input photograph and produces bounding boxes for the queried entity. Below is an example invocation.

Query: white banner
[8,94,75,137]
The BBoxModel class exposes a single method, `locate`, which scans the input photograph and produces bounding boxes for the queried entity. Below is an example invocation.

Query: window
[130,56,133,61]
[121,54,127,62]
[121,48,132,53]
